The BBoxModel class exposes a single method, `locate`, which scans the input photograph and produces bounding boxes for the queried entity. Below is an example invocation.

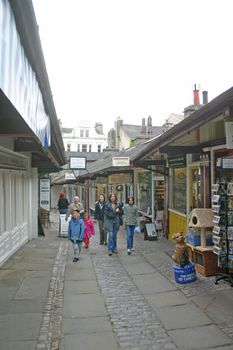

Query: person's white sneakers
[131,248,134,251]
[127,249,131,255]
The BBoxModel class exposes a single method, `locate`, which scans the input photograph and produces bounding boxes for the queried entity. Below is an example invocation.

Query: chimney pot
[202,90,208,104]
[193,84,200,105]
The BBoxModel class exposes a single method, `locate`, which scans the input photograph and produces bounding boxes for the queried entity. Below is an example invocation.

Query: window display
[172,168,186,214]
[138,172,152,213]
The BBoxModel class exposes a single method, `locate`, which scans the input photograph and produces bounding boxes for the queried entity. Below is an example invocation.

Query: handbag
[134,225,141,233]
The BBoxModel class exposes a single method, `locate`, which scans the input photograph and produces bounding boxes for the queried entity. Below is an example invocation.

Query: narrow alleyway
[0,211,233,350]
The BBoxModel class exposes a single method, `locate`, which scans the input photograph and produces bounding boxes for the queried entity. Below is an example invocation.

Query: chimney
[141,118,146,134]
[147,115,152,134]
[193,84,200,105]
[202,90,208,104]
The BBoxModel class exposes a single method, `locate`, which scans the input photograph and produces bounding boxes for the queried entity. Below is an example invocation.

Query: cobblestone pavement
[134,235,233,340]
[36,240,68,350]
[93,253,177,350]
[47,213,233,349]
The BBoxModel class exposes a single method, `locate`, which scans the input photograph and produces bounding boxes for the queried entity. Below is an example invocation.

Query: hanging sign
[69,156,86,170]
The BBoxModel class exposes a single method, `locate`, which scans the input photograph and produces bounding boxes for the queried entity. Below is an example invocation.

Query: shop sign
[112,157,130,166]
[168,155,186,168]
[108,173,132,184]
[39,178,50,211]
[225,121,233,149]
[69,156,86,170]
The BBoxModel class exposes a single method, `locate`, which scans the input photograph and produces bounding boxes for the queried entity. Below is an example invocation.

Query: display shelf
[212,183,233,286]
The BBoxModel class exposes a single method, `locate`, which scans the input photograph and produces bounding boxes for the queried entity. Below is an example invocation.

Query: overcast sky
[32,0,233,133]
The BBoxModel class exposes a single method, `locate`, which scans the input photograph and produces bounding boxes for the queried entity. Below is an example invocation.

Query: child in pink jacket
[83,212,95,248]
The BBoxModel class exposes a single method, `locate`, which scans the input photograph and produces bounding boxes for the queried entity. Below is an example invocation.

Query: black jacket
[94,201,106,221]
[57,197,69,209]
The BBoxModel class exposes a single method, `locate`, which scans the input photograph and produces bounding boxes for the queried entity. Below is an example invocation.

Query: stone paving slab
[63,294,108,318]
[64,279,100,294]
[168,324,233,349]
[65,268,96,281]
[62,316,113,334]
[191,290,233,324]
[145,290,191,308]
[14,276,50,299]
[132,272,177,294]
[0,268,25,285]
[0,313,41,341]
[60,331,120,350]
[0,286,18,300]
[120,260,156,275]
[156,303,212,330]
[0,340,36,350]
[6,299,46,314]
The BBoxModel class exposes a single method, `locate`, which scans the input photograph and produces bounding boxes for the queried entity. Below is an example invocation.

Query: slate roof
[78,142,150,179]
[122,124,163,139]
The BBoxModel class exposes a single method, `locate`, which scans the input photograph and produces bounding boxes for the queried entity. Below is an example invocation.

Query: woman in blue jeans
[104,193,123,256]
[123,196,138,255]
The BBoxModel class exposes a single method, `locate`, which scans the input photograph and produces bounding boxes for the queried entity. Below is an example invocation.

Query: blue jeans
[73,241,82,259]
[59,208,68,214]
[108,223,118,253]
[126,225,135,250]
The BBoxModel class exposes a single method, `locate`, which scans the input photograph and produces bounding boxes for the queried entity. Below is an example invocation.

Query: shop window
[138,172,152,213]
[172,168,186,214]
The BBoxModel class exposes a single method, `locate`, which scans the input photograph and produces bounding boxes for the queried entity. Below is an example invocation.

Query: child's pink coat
[84,218,95,239]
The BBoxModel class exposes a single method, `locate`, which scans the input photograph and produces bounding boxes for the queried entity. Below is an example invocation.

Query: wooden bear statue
[172,232,190,267]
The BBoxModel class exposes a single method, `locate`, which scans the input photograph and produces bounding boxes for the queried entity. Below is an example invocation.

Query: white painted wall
[0,147,40,265]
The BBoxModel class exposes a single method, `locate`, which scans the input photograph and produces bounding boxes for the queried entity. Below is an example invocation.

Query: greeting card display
[212,183,233,286]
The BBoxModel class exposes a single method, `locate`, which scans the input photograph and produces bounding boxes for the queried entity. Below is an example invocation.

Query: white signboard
[70,156,86,170]
[112,157,130,167]
[65,172,76,180]
[222,158,233,169]
[39,178,50,211]
[59,214,69,237]
[225,121,233,149]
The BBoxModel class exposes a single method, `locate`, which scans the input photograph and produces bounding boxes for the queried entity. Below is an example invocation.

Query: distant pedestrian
[66,196,84,221]
[123,196,138,255]
[57,192,69,214]
[94,194,107,245]
[104,193,123,256]
[68,208,85,262]
[83,212,95,248]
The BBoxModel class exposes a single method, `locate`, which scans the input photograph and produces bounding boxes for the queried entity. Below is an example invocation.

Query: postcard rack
[212,183,233,286]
